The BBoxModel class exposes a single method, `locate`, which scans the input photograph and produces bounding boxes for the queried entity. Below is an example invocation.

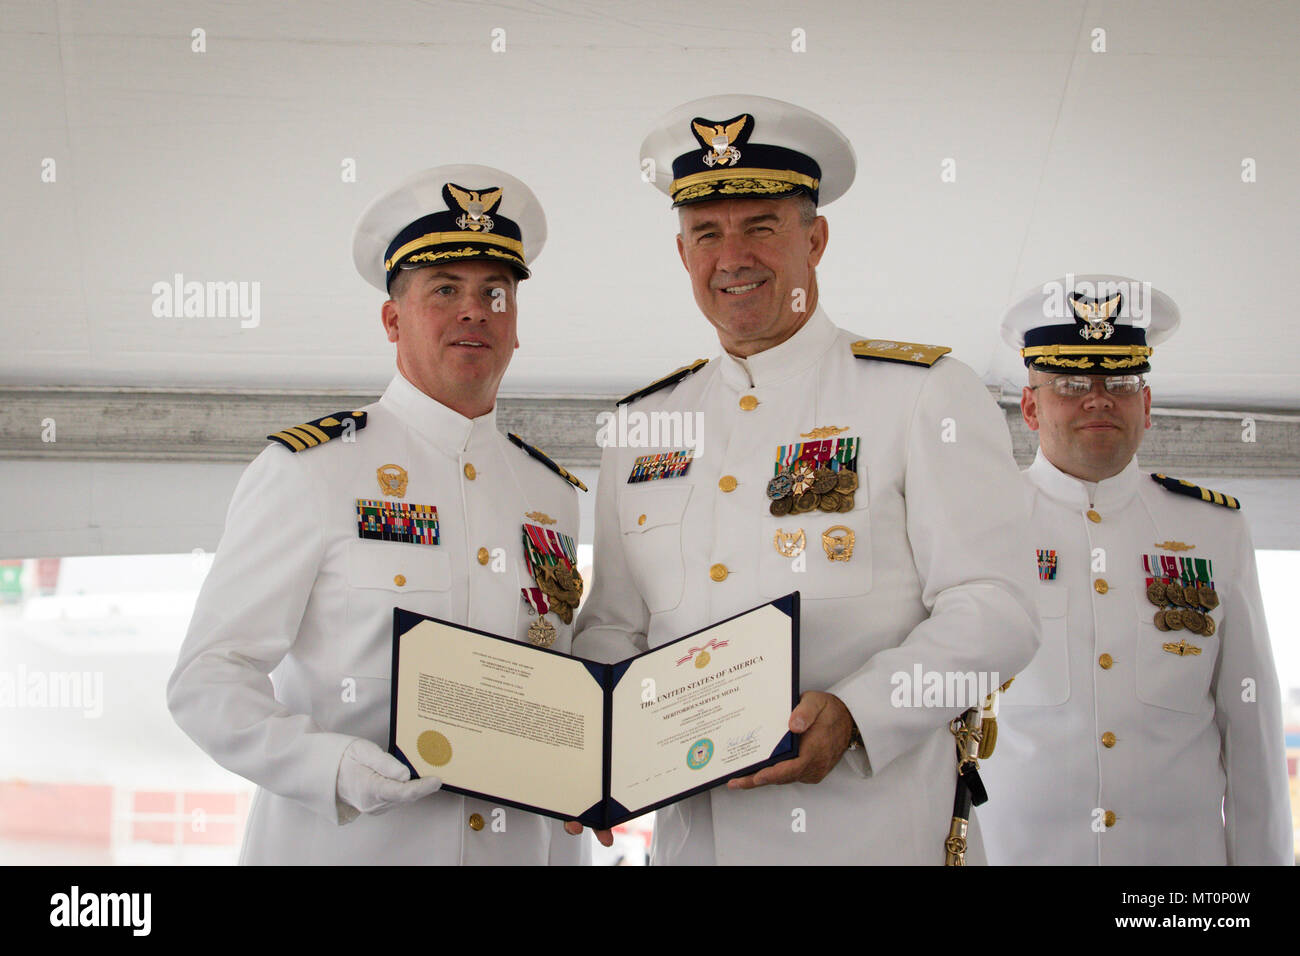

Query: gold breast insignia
[774,528,806,557]
[376,463,408,498]
[822,525,855,562]
[800,425,850,439]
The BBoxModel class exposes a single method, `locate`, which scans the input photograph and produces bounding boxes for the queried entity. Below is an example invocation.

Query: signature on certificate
[727,726,761,749]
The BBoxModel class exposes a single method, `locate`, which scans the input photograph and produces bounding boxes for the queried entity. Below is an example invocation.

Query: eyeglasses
[1031,375,1146,398]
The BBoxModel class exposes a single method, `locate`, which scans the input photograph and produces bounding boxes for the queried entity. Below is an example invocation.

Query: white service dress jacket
[574,307,1040,865]
[168,373,589,865]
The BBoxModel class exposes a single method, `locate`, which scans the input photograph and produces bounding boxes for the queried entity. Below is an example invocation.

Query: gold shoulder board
[616,358,709,406]
[267,410,368,452]
[851,339,951,367]
[1150,473,1241,510]
[508,433,588,492]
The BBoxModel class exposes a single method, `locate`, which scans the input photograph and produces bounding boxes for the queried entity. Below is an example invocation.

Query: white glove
[335,738,442,823]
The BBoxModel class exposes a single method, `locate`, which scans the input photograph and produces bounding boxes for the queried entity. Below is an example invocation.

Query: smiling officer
[573,95,1040,865]
[168,165,593,864]
[980,274,1291,865]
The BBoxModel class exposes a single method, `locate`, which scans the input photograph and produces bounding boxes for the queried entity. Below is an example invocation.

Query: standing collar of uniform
[718,305,839,391]
[1026,446,1141,509]
[379,372,499,455]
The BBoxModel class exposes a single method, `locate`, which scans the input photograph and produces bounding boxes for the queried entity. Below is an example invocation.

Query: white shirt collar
[1026,446,1141,510]
[718,305,839,391]
[378,372,500,456]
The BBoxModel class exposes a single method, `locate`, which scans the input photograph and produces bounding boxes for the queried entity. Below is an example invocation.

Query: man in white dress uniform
[572,94,1040,865]
[980,274,1292,865]
[168,165,594,864]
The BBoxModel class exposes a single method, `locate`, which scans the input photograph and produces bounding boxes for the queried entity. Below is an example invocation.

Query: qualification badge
[774,528,806,557]
[521,522,582,644]
[822,526,855,562]
[377,463,408,498]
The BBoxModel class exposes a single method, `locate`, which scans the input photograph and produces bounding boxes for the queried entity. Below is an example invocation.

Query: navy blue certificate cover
[388,592,800,830]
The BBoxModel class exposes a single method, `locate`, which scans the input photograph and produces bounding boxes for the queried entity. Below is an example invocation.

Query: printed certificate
[389,593,799,828]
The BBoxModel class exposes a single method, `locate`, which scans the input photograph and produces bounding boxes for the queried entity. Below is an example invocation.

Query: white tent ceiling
[3,0,1298,410]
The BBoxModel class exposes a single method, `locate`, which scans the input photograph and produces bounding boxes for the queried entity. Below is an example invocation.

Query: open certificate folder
[388,593,799,829]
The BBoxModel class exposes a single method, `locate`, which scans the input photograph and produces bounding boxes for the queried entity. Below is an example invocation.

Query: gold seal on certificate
[694,650,710,669]
[417,730,453,766]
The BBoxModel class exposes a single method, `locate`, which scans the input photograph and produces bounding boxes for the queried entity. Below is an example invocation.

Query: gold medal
[554,602,573,625]
[1166,586,1186,607]
[790,460,816,495]
[1165,608,1185,630]
[1153,609,1169,631]
[1182,584,1200,606]
[835,468,859,493]
[1202,616,1216,636]
[1198,587,1218,609]
[811,468,838,495]
[837,493,855,512]
[822,525,855,562]
[1183,611,1205,635]
[770,496,794,516]
[774,528,806,557]
[528,615,557,647]
[793,492,818,513]
[817,491,841,512]
[416,730,453,766]
[1146,582,1167,605]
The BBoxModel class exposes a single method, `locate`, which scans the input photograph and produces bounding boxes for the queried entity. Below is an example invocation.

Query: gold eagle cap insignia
[1069,292,1122,341]
[525,511,556,525]
[445,183,503,232]
[692,116,748,148]
[1068,293,1123,323]
[692,115,750,167]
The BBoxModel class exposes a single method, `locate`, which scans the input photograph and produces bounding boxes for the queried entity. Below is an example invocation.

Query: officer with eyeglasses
[979,275,1291,865]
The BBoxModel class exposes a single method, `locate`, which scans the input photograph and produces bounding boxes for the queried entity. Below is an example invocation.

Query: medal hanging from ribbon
[1142,553,1217,638]
[521,523,582,629]
[521,585,557,648]
[767,435,861,518]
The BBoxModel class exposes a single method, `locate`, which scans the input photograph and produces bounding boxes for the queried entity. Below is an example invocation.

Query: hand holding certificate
[388,593,800,829]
